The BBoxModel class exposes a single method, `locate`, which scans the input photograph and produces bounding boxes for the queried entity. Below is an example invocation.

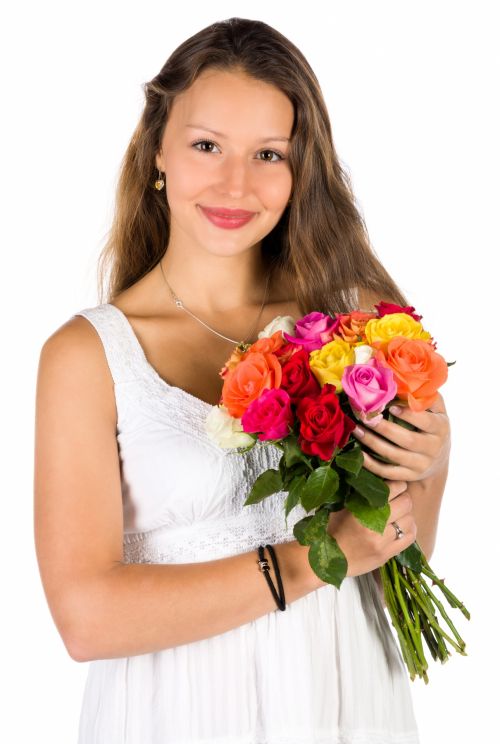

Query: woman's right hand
[327,480,417,578]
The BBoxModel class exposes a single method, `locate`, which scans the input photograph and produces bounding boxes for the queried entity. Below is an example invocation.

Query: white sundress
[74,302,420,744]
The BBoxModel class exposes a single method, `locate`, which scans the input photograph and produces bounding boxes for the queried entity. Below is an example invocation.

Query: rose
[375,301,423,322]
[364,312,433,354]
[283,311,340,352]
[204,405,255,448]
[219,346,247,379]
[296,383,356,460]
[274,341,305,365]
[354,344,374,364]
[246,330,286,355]
[334,311,377,345]
[221,351,282,418]
[308,338,355,391]
[280,349,321,405]
[258,315,296,339]
[342,358,398,424]
[241,388,294,441]
[375,338,448,412]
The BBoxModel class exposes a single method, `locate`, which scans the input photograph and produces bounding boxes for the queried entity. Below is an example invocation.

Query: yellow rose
[364,313,432,354]
[309,338,355,391]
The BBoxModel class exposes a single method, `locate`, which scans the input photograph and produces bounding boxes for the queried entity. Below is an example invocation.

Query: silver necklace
[159,259,271,351]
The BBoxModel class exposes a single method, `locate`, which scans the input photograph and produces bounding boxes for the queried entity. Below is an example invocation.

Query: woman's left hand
[351,392,451,482]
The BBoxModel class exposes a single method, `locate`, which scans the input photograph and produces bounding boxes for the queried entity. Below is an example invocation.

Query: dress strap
[74,303,146,385]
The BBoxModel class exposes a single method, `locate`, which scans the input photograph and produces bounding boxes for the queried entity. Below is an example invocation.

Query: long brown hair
[97,17,408,314]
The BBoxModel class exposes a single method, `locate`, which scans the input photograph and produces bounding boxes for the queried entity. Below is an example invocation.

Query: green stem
[419,565,471,620]
[380,564,415,675]
[408,567,466,650]
[389,560,428,677]
[397,570,465,656]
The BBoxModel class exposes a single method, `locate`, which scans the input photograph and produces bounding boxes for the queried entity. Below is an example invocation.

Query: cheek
[165,152,213,202]
[257,169,293,209]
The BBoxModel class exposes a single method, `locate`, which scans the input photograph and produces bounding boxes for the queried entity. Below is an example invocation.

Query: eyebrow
[186,124,290,143]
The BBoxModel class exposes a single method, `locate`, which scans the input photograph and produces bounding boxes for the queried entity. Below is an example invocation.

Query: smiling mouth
[199,205,257,218]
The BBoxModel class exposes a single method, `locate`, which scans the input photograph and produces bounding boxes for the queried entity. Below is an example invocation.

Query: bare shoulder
[37,313,116,426]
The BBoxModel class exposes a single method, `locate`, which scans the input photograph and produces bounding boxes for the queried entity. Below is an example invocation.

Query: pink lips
[199,205,256,230]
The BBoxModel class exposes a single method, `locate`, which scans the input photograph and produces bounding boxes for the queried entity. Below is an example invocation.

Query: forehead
[165,68,294,137]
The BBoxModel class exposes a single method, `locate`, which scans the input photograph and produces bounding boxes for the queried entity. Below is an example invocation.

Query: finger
[384,514,417,550]
[387,480,408,500]
[389,491,413,522]
[387,396,447,435]
[353,423,433,459]
[357,414,441,454]
[362,449,427,482]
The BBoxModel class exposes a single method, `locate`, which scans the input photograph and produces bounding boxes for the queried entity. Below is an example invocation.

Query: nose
[218,155,251,199]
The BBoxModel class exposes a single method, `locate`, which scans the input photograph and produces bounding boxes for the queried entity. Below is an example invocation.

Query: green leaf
[244,468,283,506]
[284,473,307,517]
[345,490,390,534]
[308,534,348,589]
[301,466,339,512]
[302,507,330,544]
[293,515,313,545]
[282,437,313,470]
[335,444,364,475]
[395,541,423,572]
[345,467,389,507]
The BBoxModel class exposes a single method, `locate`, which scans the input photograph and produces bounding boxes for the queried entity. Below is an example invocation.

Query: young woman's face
[155,67,294,258]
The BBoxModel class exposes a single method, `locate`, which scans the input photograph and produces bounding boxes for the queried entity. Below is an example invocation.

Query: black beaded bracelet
[257,544,286,611]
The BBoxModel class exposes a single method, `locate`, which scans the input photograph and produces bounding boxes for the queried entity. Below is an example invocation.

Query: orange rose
[221,351,283,418]
[375,337,448,412]
[334,311,378,345]
[219,346,247,379]
[246,330,286,355]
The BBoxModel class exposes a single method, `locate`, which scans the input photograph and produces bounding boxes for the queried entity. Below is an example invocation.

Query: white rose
[354,344,375,364]
[258,315,296,339]
[204,405,255,448]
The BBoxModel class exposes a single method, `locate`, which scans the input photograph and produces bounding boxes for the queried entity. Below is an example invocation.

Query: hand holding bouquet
[204,300,470,683]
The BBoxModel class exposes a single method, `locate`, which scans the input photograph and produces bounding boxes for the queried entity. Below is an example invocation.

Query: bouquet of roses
[204,301,469,683]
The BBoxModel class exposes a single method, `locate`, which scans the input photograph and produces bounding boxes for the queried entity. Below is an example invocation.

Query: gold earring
[155,169,165,190]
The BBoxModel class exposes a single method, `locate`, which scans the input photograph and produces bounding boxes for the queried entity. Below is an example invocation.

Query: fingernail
[389,405,402,415]
[353,426,364,437]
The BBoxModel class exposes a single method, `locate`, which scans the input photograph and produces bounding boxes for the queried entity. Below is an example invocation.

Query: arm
[34,318,322,663]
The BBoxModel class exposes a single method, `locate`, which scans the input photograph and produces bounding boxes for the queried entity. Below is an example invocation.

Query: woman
[34,17,450,744]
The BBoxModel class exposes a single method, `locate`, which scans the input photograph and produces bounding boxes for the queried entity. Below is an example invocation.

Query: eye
[191,139,285,163]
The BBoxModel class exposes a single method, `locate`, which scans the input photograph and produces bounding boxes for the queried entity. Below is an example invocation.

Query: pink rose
[341,358,397,424]
[283,311,340,352]
[241,388,294,441]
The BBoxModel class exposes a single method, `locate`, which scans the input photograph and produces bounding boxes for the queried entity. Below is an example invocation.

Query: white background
[1,1,497,741]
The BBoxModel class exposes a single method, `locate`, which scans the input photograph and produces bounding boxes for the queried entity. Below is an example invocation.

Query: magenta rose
[283,311,340,352]
[280,349,321,405]
[341,358,397,424]
[241,388,294,441]
[375,301,423,322]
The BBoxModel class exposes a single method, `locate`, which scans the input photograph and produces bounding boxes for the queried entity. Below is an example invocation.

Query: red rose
[280,349,321,405]
[375,301,423,322]
[296,383,356,461]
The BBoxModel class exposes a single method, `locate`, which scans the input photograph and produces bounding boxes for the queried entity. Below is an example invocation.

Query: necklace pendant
[174,299,183,308]
[236,341,251,353]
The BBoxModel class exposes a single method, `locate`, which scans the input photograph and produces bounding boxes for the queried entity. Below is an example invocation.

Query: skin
[154,65,295,316]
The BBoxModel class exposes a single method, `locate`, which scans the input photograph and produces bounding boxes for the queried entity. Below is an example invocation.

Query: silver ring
[392,521,404,540]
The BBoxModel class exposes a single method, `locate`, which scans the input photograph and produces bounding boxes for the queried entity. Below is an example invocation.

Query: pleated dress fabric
[75,302,420,744]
